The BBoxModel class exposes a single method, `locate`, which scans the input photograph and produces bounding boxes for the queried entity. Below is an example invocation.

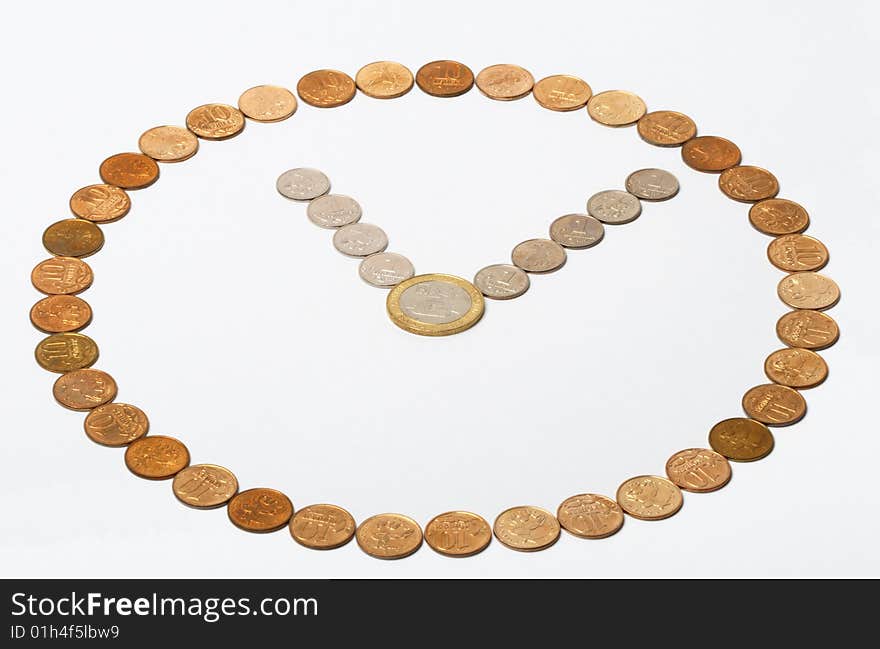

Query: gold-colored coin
[764,347,828,388]
[30,295,92,333]
[556,494,624,539]
[681,136,741,172]
[42,219,104,258]
[665,448,732,492]
[289,504,356,550]
[355,61,414,99]
[708,417,774,461]
[69,184,130,223]
[767,234,828,272]
[99,152,159,189]
[356,513,423,559]
[124,435,190,480]
[228,488,294,533]
[493,506,560,551]
[138,125,199,162]
[52,368,117,411]
[238,85,298,121]
[776,309,839,350]
[616,476,683,521]
[637,110,697,146]
[35,332,98,373]
[386,274,484,336]
[718,165,779,202]
[84,402,149,447]
[475,64,534,101]
[424,511,492,557]
[777,272,840,310]
[532,74,592,111]
[587,89,647,126]
[173,464,239,508]
[742,384,806,426]
[185,103,246,140]
[297,69,357,107]
[31,257,93,295]
[415,60,474,98]
[749,198,810,235]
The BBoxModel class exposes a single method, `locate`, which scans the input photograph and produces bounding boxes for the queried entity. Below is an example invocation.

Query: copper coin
[718,165,779,202]
[749,198,810,235]
[587,90,647,126]
[424,511,492,557]
[289,504,356,550]
[42,219,104,258]
[99,153,159,189]
[355,61,414,99]
[767,234,828,272]
[776,310,839,350]
[665,448,732,492]
[69,184,130,223]
[31,257,93,295]
[475,64,534,101]
[777,272,840,310]
[415,60,474,98]
[185,103,246,140]
[708,417,774,461]
[238,85,298,121]
[637,110,697,146]
[356,513,423,559]
[30,295,92,333]
[228,488,294,533]
[556,494,624,539]
[84,402,149,447]
[764,347,828,388]
[742,384,807,426]
[173,464,239,508]
[511,238,567,273]
[616,476,683,521]
[124,435,190,480]
[681,136,742,172]
[52,368,117,411]
[35,332,98,373]
[138,125,199,162]
[493,506,560,551]
[532,74,592,111]
[297,69,356,108]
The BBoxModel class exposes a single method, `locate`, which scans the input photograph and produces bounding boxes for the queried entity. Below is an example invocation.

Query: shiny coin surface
[749,198,810,235]
[549,213,604,248]
[69,184,130,223]
[587,190,642,224]
[276,168,330,201]
[493,506,560,552]
[587,89,647,126]
[355,61,414,99]
[681,136,741,172]
[99,153,159,189]
[297,69,356,107]
[637,110,697,146]
[173,464,239,508]
[475,63,534,100]
[42,219,104,258]
[511,238,567,273]
[776,310,839,350]
[237,85,297,122]
[533,74,592,111]
[84,402,149,447]
[31,257,93,295]
[425,511,492,557]
[665,448,732,492]
[228,488,293,533]
[359,252,415,288]
[742,384,806,426]
[777,272,840,310]
[35,332,98,373]
[764,347,828,388]
[290,504,356,550]
[52,368,117,410]
[556,494,624,539]
[616,476,683,521]
[387,274,484,336]
[473,263,530,300]
[306,194,362,228]
[415,60,474,97]
[186,103,245,139]
[333,222,388,257]
[625,168,680,201]
[708,417,774,461]
[767,234,829,272]
[124,435,190,480]
[137,125,199,162]
[719,165,779,202]
[30,295,92,333]
[356,513,423,559]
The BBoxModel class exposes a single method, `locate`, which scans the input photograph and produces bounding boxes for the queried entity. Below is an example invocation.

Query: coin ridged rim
[615,475,684,521]
[289,503,357,550]
[386,274,485,336]
[556,494,624,539]
[356,513,423,559]
[492,505,561,552]
[424,510,492,557]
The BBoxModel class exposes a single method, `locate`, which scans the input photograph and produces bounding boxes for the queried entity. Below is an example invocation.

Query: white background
[1,0,877,578]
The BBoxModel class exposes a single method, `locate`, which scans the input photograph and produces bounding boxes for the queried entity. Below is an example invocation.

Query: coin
[31,257,93,295]
[556,494,624,539]
[30,295,92,333]
[42,219,104,258]
[475,64,534,101]
[587,90,647,126]
[359,252,415,288]
[99,153,159,189]
[52,368,117,410]
[473,263,530,300]
[228,488,294,533]
[749,198,809,235]
[415,60,474,98]
[186,104,245,140]
[719,166,779,202]
[532,75,592,111]
[237,85,298,122]
[587,190,642,224]
[333,223,388,257]
[616,476,683,520]
[69,184,130,223]
[356,513,423,559]
[290,504,356,550]
[387,274,484,336]
[493,506,560,551]
[173,464,239,508]
[276,168,330,201]
[137,125,199,162]
[297,69,356,107]
[624,168,680,201]
[681,136,741,172]
[35,332,98,373]
[767,234,828,272]
[306,194,362,228]
[124,435,190,480]
[708,417,774,461]
[764,347,828,388]
[511,238,567,273]
[776,310,839,350]
[424,511,492,557]
[637,110,697,146]
[549,214,605,248]
[355,61,414,99]
[742,384,806,426]
[665,448,732,492]
[84,402,149,447]
[777,272,840,310]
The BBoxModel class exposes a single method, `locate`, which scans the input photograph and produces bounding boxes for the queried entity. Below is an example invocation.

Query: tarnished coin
[359,252,414,288]
[137,125,199,162]
[185,103,245,139]
[473,263,530,300]
[99,153,159,189]
[549,214,604,248]
[30,295,92,333]
[333,223,388,257]
[84,402,149,447]
[587,190,642,224]
[587,90,647,126]
[290,504,356,550]
[306,194,362,228]
[556,494,624,539]
[533,75,592,111]
[425,511,492,557]
[276,168,330,201]
[681,136,741,172]
[624,168,680,201]
[616,476,683,521]
[415,60,474,98]
[355,61,414,99]
[742,384,806,426]
[475,64,534,101]
[124,435,190,480]
[228,488,294,533]
[511,238,567,273]
[767,234,828,272]
[42,219,104,258]
[31,257,93,295]
[777,272,840,310]
[173,464,239,508]
[776,310,839,350]
[356,513,423,559]
[637,110,697,146]
[35,332,98,373]
[719,165,779,202]
[764,347,828,388]
[493,506,560,552]
[387,274,484,336]
[665,448,732,492]
[52,368,117,411]
[708,417,774,461]
[238,85,298,122]
[69,184,130,223]
[297,69,356,108]
[749,198,810,236]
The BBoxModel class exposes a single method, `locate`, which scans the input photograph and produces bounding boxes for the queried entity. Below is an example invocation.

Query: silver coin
[276,168,330,201]
[473,264,530,300]
[549,214,605,249]
[358,252,415,288]
[332,223,388,257]
[587,190,642,224]
[625,168,680,201]
[307,194,362,229]
[399,280,472,325]
[511,238,567,273]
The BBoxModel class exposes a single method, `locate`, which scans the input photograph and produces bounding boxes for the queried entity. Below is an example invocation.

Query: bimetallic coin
[473,264,530,300]
[749,198,810,236]
[99,152,159,189]
[475,64,534,101]
[708,418,774,461]
[30,295,92,333]
[625,168,680,201]
[35,332,98,373]
[557,494,624,539]
[777,272,840,310]
[124,435,190,480]
[173,464,239,508]
[359,252,414,288]
[549,214,605,248]
[290,504,356,550]
[587,89,647,126]
[415,60,474,98]
[186,104,245,140]
[533,75,592,111]
[137,125,199,162]
[511,238,567,273]
[637,110,697,146]
[616,476,683,520]
[42,219,104,258]
[719,165,779,202]
[387,274,484,336]
[355,61,414,99]
[424,511,492,557]
[681,136,742,173]
[587,190,642,224]
[52,368,117,410]
[31,257,93,295]
[742,384,806,426]
[776,310,839,350]
[332,223,388,257]
[84,402,149,447]
[69,184,130,223]
[297,69,356,108]
[228,488,293,533]
[276,168,331,201]
[356,513,423,559]
[764,348,828,389]
[767,234,828,272]
[665,448,732,492]
[237,85,297,122]
[493,506,560,552]
[306,194,362,228]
